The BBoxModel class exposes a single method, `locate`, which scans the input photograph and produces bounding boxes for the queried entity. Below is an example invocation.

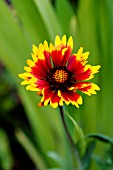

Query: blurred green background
[0,0,113,169]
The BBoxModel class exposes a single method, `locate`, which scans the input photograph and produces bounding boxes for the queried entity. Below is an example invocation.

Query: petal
[44,99,50,106]
[64,90,81,107]
[66,90,80,102]
[31,53,38,62]
[77,96,83,105]
[37,51,45,60]
[51,92,61,103]
[26,59,35,67]
[43,87,53,101]
[44,51,52,69]
[21,81,30,85]
[59,98,64,106]
[58,91,70,106]
[67,55,84,74]
[50,43,55,52]
[75,48,90,65]
[74,82,91,90]
[24,66,31,72]
[31,59,49,79]
[36,80,49,90]
[55,35,61,47]
[76,47,83,60]
[39,43,44,52]
[62,47,68,55]
[62,35,66,46]
[50,102,58,108]
[74,82,100,96]
[26,85,38,91]
[60,90,80,107]
[31,68,47,79]
[82,52,90,60]
[67,36,73,49]
[37,58,50,72]
[60,47,72,66]
[51,50,63,66]
[42,88,60,108]
[43,40,49,51]
[74,68,91,81]
[32,44,38,54]
[67,55,76,71]
[83,65,101,80]
[18,72,32,79]
[90,65,101,74]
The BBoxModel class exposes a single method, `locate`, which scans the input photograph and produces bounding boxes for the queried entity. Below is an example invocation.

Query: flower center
[53,69,68,83]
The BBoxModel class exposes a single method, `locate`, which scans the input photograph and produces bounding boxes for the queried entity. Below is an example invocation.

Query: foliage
[0,0,113,169]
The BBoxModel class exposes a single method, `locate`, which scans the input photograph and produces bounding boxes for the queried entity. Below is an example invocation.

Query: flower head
[19,35,100,108]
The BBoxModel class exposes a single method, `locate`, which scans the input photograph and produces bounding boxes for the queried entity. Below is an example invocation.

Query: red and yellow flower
[19,35,100,108]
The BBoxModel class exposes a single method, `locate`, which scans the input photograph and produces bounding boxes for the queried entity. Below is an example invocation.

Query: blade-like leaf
[33,0,63,40]
[86,133,113,144]
[15,129,46,169]
[0,0,61,154]
[67,114,84,142]
[55,0,75,33]
[82,140,96,170]
[48,151,65,167]
[12,0,50,45]
[0,0,30,76]
[67,114,86,156]
[0,129,13,170]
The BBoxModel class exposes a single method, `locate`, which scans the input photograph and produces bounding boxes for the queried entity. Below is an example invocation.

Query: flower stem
[59,106,83,170]
[59,106,74,147]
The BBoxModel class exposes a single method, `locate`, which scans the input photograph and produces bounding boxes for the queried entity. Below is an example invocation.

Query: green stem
[59,106,74,147]
[59,106,83,170]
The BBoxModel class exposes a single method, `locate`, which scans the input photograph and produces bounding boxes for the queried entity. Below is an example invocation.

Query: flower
[19,35,100,108]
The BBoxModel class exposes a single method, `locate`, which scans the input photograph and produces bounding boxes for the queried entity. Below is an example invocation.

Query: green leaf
[33,0,63,40]
[67,114,86,156]
[15,129,46,170]
[86,133,113,144]
[18,88,57,152]
[92,154,112,170]
[0,0,30,77]
[67,114,84,142]
[0,0,62,155]
[55,0,75,34]
[47,149,74,169]
[12,0,50,45]
[82,140,96,170]
[48,151,65,167]
[0,129,13,170]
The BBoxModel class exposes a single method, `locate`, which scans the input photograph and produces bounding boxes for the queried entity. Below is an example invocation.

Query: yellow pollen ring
[53,69,68,83]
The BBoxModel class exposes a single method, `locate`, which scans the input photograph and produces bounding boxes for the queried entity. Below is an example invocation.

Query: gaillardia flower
[19,35,100,108]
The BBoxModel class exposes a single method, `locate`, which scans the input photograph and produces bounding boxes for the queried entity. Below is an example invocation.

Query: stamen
[53,69,68,83]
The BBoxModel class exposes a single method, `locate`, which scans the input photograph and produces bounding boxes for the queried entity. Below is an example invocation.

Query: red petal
[65,90,80,102]
[44,51,52,69]
[74,82,91,92]
[61,91,69,102]
[36,59,49,72]
[36,80,49,90]
[43,87,53,100]
[43,88,61,104]
[31,59,49,79]
[74,68,91,81]
[60,47,72,66]
[67,55,84,74]
[31,65,47,79]
[51,91,61,103]
[51,50,63,66]
[61,90,80,103]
